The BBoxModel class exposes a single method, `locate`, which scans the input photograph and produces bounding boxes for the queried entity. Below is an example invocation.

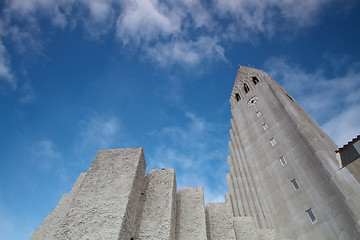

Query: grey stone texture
[31,66,360,240]
[138,169,177,240]
[205,202,236,240]
[176,187,207,240]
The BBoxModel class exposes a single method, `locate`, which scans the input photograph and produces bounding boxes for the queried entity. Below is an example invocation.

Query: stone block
[206,202,236,240]
[233,216,258,240]
[176,187,207,240]
[138,169,177,240]
[30,172,86,240]
[56,148,146,240]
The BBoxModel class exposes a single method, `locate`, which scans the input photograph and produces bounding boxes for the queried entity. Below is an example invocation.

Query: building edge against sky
[227,66,360,239]
[31,67,360,239]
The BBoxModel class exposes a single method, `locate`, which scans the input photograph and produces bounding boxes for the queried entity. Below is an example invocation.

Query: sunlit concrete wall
[227,66,360,239]
[31,148,278,240]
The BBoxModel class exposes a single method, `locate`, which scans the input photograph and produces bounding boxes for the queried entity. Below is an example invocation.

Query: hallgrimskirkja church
[31,66,360,240]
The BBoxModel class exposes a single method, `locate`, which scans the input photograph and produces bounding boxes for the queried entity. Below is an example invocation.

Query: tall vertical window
[270,138,276,146]
[279,156,287,166]
[252,77,259,84]
[262,123,268,131]
[291,179,300,190]
[244,83,250,93]
[306,209,317,223]
[235,93,241,101]
[256,111,261,117]
[286,93,294,102]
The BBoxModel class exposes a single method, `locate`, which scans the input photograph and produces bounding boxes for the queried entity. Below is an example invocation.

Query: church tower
[31,66,360,240]
[226,66,360,239]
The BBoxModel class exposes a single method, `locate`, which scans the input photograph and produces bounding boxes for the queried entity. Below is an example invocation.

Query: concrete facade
[31,67,360,239]
[228,66,360,239]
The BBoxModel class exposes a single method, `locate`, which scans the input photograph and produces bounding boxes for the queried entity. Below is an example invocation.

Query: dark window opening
[291,179,300,190]
[279,156,286,166]
[286,93,294,102]
[235,93,241,101]
[244,84,250,93]
[252,77,259,84]
[306,209,317,223]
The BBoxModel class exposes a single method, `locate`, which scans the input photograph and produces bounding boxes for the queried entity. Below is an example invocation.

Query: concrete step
[206,202,236,240]
[137,168,177,240]
[56,148,146,240]
[30,172,86,240]
[176,187,207,240]
[233,216,259,240]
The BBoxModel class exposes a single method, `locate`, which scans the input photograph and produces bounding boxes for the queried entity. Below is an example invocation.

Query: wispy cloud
[0,40,15,89]
[215,0,341,41]
[147,111,229,203]
[79,114,120,150]
[323,104,360,147]
[264,57,360,146]
[146,37,225,67]
[30,139,61,170]
[0,0,344,73]
[116,0,182,45]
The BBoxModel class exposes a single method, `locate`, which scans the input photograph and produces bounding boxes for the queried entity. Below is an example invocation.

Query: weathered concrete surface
[47,148,145,240]
[138,169,177,240]
[176,187,207,240]
[257,229,278,240]
[228,66,360,239]
[30,172,86,240]
[233,216,259,240]
[206,202,236,240]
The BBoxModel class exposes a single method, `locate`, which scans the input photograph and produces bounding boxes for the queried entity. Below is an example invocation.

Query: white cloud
[6,0,70,28]
[0,40,15,88]
[80,114,120,149]
[216,0,340,40]
[323,104,360,147]
[264,57,360,146]
[116,0,182,45]
[146,37,226,67]
[30,139,61,170]
[77,0,115,39]
[0,0,350,72]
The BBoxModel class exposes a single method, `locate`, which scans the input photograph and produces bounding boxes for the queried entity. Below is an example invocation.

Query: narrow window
[256,111,261,117]
[270,138,276,146]
[262,123,268,131]
[252,77,259,84]
[279,156,287,166]
[291,179,300,190]
[286,93,294,102]
[306,209,317,223]
[244,83,250,93]
[235,93,241,101]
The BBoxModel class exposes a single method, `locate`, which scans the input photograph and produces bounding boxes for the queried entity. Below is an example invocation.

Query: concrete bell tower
[226,66,360,239]
[31,66,360,240]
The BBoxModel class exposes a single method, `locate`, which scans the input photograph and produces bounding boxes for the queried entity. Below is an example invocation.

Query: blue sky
[1,0,360,239]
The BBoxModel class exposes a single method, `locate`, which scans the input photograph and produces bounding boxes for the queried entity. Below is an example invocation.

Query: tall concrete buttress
[31,67,360,240]
[227,66,360,239]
